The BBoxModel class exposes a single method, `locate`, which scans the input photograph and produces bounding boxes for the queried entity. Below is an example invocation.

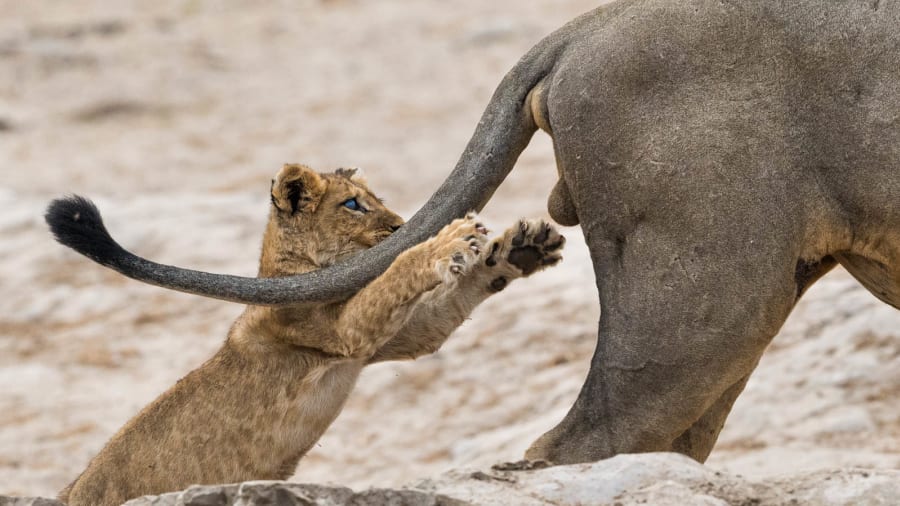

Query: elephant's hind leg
[526,219,803,464]
[669,374,751,461]
[835,250,900,310]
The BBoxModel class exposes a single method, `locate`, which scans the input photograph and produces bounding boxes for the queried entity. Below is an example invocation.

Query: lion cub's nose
[390,224,402,233]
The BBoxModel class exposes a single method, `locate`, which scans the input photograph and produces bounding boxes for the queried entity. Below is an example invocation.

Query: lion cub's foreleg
[330,214,489,359]
[370,219,565,363]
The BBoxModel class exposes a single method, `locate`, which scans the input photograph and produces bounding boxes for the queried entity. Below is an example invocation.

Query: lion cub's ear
[334,167,367,186]
[271,164,327,215]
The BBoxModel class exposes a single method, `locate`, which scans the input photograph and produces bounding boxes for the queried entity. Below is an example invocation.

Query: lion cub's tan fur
[60,164,564,506]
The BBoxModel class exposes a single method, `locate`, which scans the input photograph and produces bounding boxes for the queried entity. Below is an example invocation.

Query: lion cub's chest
[271,359,364,455]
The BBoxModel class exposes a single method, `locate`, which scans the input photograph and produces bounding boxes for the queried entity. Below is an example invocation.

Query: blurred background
[1,0,897,497]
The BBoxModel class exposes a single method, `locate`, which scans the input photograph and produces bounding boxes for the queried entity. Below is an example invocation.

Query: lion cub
[60,164,565,506]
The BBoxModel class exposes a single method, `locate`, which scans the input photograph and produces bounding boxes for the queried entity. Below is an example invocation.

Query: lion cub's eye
[342,198,364,212]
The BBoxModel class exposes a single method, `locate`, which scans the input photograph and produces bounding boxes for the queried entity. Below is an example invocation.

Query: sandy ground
[0,0,897,498]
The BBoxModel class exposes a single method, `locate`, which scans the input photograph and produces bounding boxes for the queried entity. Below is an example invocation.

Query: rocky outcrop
[6,453,898,506]
[0,499,65,506]
[124,483,463,506]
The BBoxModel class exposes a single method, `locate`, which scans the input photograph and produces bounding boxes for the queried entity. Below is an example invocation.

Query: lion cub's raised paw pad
[489,276,508,292]
[495,219,565,276]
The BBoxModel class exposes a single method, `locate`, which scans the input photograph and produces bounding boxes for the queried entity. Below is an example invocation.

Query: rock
[121,482,463,506]
[5,453,899,505]
[417,453,761,505]
[0,498,65,506]
[771,469,900,506]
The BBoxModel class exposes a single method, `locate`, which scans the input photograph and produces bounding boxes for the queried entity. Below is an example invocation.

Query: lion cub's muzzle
[374,223,402,243]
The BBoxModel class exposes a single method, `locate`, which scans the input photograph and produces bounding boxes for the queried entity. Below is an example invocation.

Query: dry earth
[0,0,897,500]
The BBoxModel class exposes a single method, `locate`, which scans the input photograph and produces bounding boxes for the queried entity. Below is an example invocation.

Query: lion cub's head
[259,164,404,277]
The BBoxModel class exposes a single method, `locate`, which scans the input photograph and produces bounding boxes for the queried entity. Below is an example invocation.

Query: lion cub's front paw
[429,213,489,283]
[488,219,565,277]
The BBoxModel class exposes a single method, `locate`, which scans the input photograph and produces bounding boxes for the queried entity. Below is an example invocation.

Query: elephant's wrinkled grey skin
[523,0,900,464]
[47,0,900,465]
